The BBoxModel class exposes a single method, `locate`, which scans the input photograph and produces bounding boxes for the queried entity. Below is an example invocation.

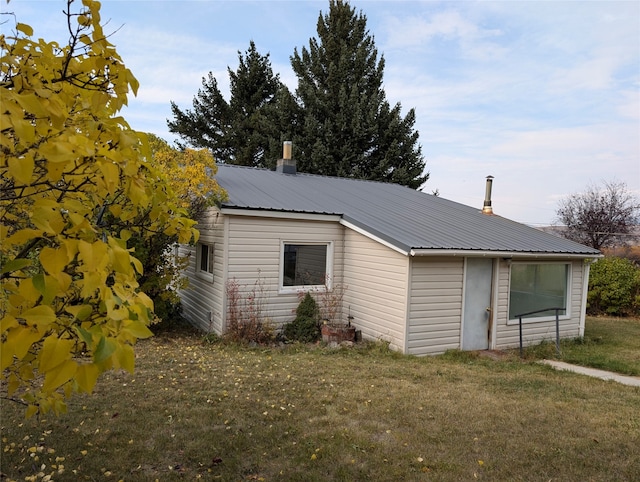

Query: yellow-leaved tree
[134,134,227,325]
[0,0,201,417]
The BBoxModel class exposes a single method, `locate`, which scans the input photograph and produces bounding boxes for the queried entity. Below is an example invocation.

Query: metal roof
[215,164,601,257]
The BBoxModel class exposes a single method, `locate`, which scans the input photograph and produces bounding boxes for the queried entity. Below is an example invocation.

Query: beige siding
[179,208,226,332]
[494,260,585,349]
[343,230,409,352]
[407,257,464,355]
[225,216,345,329]
[181,212,344,333]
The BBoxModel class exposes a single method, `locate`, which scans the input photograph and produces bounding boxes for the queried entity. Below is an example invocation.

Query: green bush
[587,256,640,316]
[283,292,321,343]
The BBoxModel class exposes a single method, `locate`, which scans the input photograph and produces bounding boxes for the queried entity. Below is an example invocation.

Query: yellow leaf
[39,335,74,373]
[0,314,19,332]
[128,176,149,206]
[15,93,49,118]
[16,22,34,36]
[21,305,56,327]
[39,139,75,163]
[109,306,129,321]
[42,359,77,392]
[26,405,39,419]
[99,161,120,194]
[80,271,104,298]
[40,246,69,274]
[7,154,34,184]
[18,278,41,304]
[31,206,64,235]
[34,274,62,305]
[66,305,93,321]
[4,326,41,364]
[4,228,43,247]
[122,320,153,339]
[108,237,133,275]
[78,240,109,272]
[137,291,154,310]
[6,373,21,396]
[1,340,15,372]
[75,363,100,393]
[115,343,135,373]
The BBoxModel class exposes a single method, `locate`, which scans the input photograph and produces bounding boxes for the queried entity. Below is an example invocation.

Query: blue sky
[3,0,639,225]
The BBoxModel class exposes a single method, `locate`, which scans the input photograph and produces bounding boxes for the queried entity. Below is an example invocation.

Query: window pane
[208,245,214,273]
[283,244,327,286]
[199,244,209,272]
[509,264,568,319]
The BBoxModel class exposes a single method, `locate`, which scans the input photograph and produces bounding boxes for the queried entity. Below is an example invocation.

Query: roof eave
[409,249,602,259]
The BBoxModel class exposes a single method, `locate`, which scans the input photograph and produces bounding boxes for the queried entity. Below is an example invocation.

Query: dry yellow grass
[2,324,639,481]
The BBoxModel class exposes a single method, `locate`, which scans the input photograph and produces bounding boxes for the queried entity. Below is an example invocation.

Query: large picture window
[281,243,329,289]
[508,263,569,321]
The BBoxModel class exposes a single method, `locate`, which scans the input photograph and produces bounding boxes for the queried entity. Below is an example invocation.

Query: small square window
[281,243,330,290]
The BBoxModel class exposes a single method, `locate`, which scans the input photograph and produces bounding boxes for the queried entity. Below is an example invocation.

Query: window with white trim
[508,263,570,322]
[280,242,330,291]
[196,243,214,280]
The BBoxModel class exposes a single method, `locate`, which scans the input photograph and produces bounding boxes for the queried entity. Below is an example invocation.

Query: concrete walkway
[541,360,640,387]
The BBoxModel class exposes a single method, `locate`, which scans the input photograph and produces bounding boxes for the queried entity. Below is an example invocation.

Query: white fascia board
[339,219,409,256]
[409,249,602,259]
[220,207,341,222]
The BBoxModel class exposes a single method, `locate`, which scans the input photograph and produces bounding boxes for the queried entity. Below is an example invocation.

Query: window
[508,263,569,321]
[281,243,330,290]
[197,243,214,280]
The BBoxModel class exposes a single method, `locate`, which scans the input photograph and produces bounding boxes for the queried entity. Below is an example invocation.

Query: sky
[2,0,639,226]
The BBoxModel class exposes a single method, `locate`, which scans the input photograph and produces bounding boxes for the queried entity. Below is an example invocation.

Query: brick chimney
[276,141,296,174]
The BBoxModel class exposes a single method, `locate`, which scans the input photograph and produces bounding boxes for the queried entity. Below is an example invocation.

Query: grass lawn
[1,319,639,481]
[523,316,640,376]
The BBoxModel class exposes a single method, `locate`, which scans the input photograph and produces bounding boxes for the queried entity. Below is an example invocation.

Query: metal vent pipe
[482,175,494,215]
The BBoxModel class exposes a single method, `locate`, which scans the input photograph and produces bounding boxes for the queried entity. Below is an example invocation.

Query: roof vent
[482,175,494,215]
[276,141,296,174]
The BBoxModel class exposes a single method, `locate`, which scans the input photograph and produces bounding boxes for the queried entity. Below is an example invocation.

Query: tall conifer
[291,0,427,188]
[168,41,294,168]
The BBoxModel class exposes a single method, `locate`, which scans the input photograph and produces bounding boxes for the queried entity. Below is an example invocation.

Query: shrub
[283,292,321,343]
[587,256,640,316]
[224,277,275,344]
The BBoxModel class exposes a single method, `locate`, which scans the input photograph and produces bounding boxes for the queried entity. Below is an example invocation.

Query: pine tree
[290,0,427,189]
[168,41,294,168]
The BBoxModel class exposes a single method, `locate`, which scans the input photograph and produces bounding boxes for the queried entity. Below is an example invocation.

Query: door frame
[460,257,499,350]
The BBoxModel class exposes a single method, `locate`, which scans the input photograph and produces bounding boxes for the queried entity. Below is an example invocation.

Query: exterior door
[462,258,494,350]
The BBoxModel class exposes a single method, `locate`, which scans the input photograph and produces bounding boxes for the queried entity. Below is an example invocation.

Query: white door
[462,258,494,350]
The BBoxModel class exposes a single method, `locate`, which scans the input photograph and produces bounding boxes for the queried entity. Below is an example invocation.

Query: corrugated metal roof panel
[215,164,600,256]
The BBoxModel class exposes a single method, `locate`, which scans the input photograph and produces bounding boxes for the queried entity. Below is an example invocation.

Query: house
[178,145,601,355]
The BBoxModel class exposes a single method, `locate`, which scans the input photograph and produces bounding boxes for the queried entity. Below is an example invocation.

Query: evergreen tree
[168,41,295,168]
[290,0,427,189]
[168,72,232,158]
